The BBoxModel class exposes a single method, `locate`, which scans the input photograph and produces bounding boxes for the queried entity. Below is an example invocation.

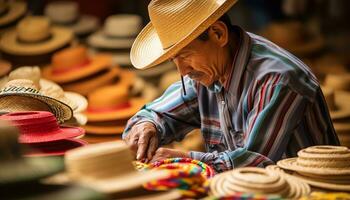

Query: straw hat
[0,111,84,144]
[0,79,73,123]
[84,82,146,122]
[0,1,26,27]
[277,145,350,191]
[209,167,309,199]
[260,21,324,56]
[88,14,142,49]
[65,141,169,194]
[130,0,238,69]
[42,46,113,83]
[0,120,64,186]
[45,1,99,37]
[0,16,73,55]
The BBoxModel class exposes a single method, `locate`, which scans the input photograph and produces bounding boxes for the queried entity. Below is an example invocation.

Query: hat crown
[52,46,90,70]
[65,141,136,180]
[17,17,51,43]
[0,112,62,139]
[0,120,23,162]
[45,1,79,24]
[88,84,130,108]
[103,14,142,37]
[9,66,41,89]
[148,0,224,49]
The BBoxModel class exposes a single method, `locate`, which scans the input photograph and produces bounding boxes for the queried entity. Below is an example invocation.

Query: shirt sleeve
[122,76,201,145]
[189,73,308,173]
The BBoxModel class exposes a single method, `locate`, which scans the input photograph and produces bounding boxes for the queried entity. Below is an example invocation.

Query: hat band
[87,102,131,113]
[0,86,40,94]
[52,59,92,75]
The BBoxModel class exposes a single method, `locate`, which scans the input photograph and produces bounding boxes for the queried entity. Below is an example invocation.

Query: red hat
[0,111,84,143]
[25,139,88,157]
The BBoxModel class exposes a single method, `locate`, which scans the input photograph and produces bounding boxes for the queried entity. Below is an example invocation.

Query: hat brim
[0,156,63,186]
[62,67,120,95]
[291,172,350,191]
[19,126,85,144]
[0,26,73,56]
[88,30,135,49]
[66,15,99,35]
[277,158,350,175]
[0,93,73,123]
[64,92,88,113]
[42,54,112,83]
[130,0,238,69]
[2,183,107,200]
[83,124,125,135]
[0,2,26,26]
[24,139,87,156]
[85,98,145,122]
[77,170,169,194]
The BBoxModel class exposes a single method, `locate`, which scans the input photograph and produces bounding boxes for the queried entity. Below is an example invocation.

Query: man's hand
[124,122,158,161]
[149,147,189,163]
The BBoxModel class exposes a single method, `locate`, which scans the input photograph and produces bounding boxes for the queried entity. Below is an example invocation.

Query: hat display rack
[0,0,350,199]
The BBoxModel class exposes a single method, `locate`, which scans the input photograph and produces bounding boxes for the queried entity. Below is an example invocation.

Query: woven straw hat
[277,145,350,191]
[130,0,238,69]
[88,14,142,49]
[45,1,99,36]
[42,46,113,83]
[261,21,324,56]
[0,1,26,27]
[209,167,309,199]
[0,111,84,144]
[0,16,73,55]
[0,79,73,123]
[65,141,169,194]
[83,72,153,121]
[0,120,64,186]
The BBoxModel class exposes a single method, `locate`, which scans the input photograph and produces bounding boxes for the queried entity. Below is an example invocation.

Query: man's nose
[173,58,191,76]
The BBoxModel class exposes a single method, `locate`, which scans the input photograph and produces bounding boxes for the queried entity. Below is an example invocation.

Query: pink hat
[0,111,84,143]
[25,139,88,157]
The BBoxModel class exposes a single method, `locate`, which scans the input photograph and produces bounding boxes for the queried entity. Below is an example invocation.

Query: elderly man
[123,0,339,172]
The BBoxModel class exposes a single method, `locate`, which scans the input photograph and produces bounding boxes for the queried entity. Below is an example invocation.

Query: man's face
[170,30,226,87]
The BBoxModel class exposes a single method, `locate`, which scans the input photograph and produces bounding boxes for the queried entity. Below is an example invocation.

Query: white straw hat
[130,0,238,69]
[45,1,99,36]
[88,14,142,49]
[65,141,169,194]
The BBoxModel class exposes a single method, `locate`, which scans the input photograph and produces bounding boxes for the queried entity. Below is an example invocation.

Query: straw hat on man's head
[130,0,238,69]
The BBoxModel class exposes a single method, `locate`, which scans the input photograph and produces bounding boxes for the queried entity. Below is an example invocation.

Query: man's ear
[208,21,229,47]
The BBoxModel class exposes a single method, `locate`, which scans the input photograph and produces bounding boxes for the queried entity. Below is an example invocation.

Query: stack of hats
[8,66,88,126]
[63,141,181,199]
[260,21,324,57]
[0,111,86,157]
[0,59,11,88]
[209,167,310,199]
[0,16,73,66]
[322,84,350,147]
[0,120,107,200]
[0,0,26,32]
[277,145,350,192]
[88,14,141,67]
[0,79,73,123]
[81,78,149,143]
[87,14,176,86]
[45,1,99,39]
[42,45,119,96]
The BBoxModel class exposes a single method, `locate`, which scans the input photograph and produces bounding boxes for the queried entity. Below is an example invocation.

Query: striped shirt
[123,26,339,173]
